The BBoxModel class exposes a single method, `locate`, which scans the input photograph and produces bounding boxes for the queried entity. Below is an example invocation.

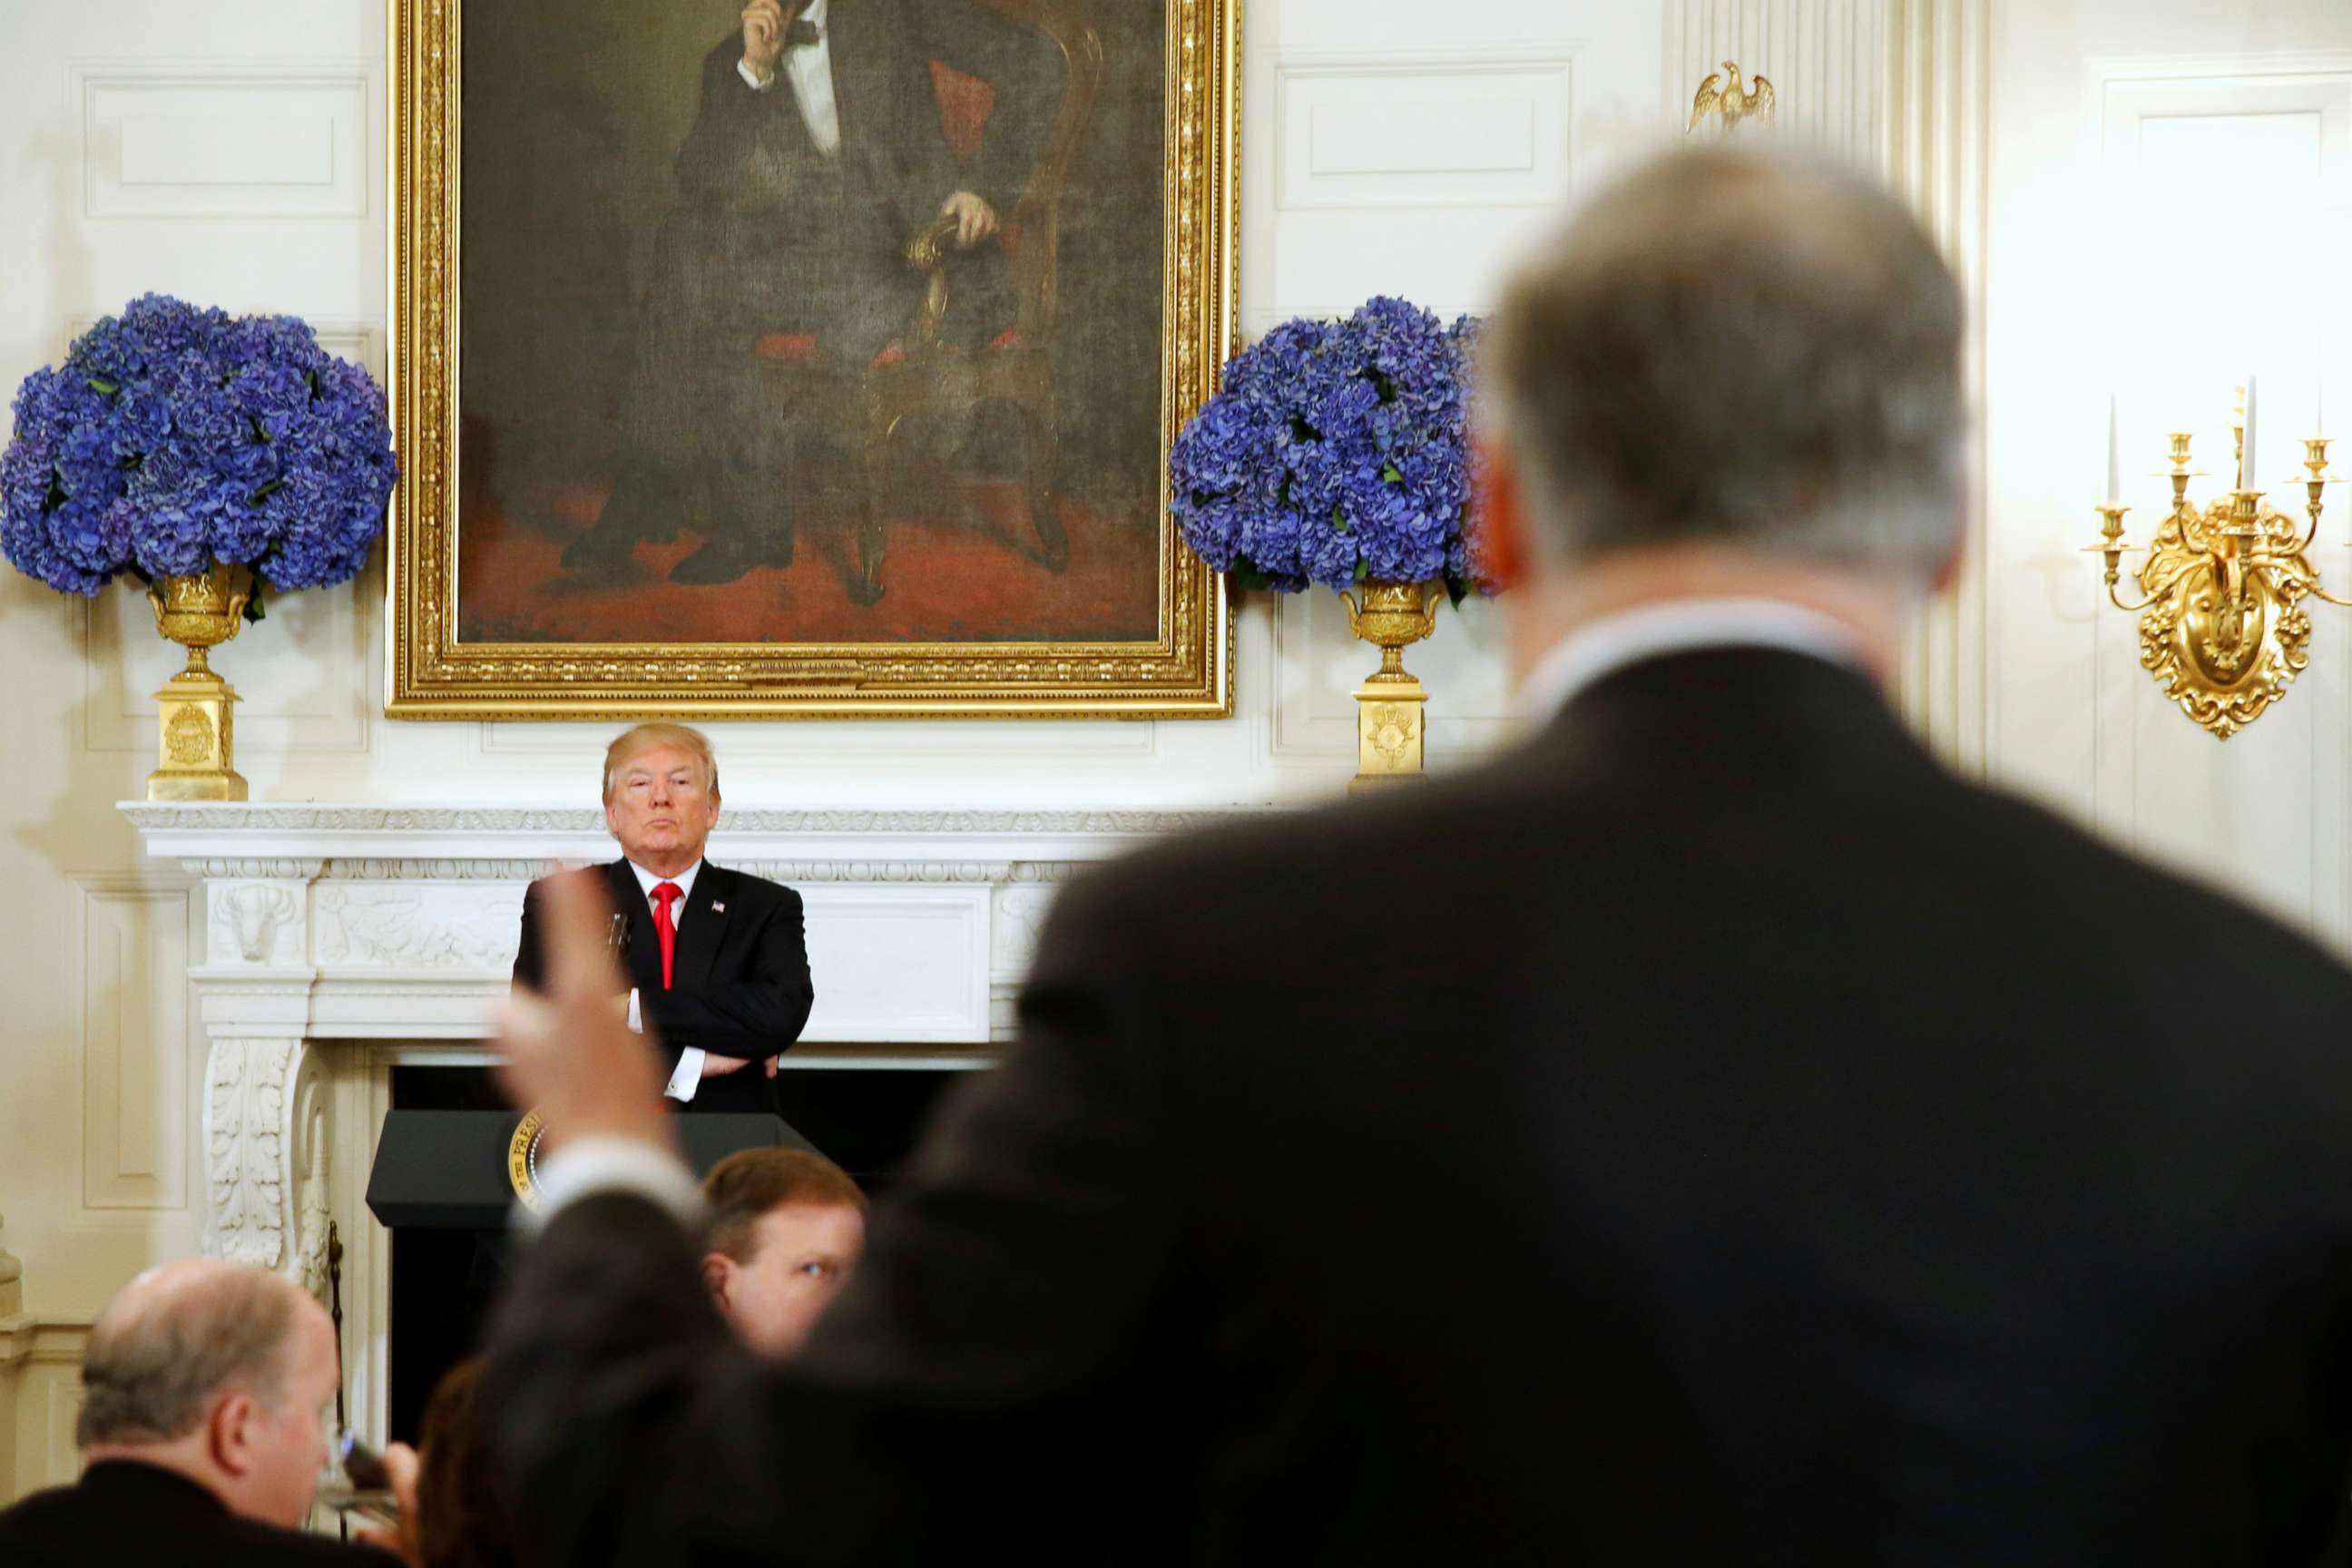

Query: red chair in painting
[753,0,1102,605]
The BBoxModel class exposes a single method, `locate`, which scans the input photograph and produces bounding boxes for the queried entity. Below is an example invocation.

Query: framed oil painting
[387,0,1234,717]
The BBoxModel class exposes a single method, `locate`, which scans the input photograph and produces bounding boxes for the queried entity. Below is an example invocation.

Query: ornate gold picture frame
[387,0,1235,718]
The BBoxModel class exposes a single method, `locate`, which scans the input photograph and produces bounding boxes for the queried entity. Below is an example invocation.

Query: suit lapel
[672,863,737,995]
[608,860,664,996]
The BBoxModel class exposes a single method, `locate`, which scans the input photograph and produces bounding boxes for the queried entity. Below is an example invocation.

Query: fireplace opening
[383,1062,967,1441]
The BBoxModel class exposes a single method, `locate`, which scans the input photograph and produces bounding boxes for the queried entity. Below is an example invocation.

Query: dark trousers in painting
[596,195,902,579]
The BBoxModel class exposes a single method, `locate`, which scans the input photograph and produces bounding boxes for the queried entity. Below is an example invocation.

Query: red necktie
[652,882,681,990]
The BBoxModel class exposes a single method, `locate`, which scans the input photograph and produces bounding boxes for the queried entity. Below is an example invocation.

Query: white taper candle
[2243,375,2259,492]
[2106,393,2121,502]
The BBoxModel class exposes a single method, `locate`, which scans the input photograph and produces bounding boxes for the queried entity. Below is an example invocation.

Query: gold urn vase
[145,564,251,801]
[1336,579,1444,794]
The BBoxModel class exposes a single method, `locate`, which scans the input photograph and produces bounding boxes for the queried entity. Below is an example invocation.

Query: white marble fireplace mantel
[118,801,1261,1333]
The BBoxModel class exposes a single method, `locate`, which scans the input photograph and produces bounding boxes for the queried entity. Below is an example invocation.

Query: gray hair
[76,1263,300,1447]
[1485,142,1965,581]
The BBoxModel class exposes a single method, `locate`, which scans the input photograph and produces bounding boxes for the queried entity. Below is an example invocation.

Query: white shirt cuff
[626,987,642,1033]
[736,57,776,92]
[665,1047,707,1102]
[517,1136,701,1233]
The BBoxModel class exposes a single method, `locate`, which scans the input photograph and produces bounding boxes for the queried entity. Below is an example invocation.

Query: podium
[367,1110,816,1230]
[365,1108,816,1439]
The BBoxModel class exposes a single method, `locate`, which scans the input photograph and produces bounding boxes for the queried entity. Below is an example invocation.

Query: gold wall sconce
[2089,380,2343,738]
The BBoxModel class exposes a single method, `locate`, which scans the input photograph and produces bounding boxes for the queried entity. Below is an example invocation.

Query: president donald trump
[513,723,814,1113]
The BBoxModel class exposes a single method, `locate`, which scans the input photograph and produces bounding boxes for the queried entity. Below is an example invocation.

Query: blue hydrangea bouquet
[0,295,398,799]
[1,295,397,607]
[1170,297,1489,789]
[1169,295,1486,603]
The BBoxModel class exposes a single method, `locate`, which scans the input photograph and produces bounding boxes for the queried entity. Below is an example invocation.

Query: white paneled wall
[1984,0,2352,941]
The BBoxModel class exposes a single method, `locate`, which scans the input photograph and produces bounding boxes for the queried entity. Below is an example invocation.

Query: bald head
[76,1259,340,1527]
[1485,143,1965,583]
[78,1259,305,1447]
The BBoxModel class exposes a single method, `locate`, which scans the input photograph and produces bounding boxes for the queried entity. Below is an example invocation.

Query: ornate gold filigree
[2134,499,2314,738]
[1338,581,1441,792]
[387,0,1239,718]
[146,564,251,799]
[2090,426,2343,739]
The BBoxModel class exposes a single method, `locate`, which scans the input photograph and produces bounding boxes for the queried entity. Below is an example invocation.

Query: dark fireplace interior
[384,1063,965,1441]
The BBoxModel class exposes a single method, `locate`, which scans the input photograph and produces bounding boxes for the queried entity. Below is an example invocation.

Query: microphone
[606,912,632,959]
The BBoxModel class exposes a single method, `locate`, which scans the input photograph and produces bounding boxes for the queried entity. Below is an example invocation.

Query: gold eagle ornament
[1689,61,1777,133]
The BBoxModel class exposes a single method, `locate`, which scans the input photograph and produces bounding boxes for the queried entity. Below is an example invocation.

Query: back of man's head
[1486,143,1965,585]
[76,1259,336,1528]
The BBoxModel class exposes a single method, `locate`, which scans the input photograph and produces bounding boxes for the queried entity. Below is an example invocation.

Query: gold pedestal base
[147,667,247,801]
[1348,677,1427,795]
[1339,581,1443,795]
[144,564,252,801]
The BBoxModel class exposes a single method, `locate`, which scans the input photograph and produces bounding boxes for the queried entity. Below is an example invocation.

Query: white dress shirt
[1515,596,1867,724]
[736,0,842,158]
[622,858,708,1102]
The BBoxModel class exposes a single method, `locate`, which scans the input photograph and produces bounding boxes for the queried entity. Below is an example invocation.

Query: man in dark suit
[513,722,814,1115]
[480,146,2352,1564]
[566,0,1053,584]
[0,1259,394,1566]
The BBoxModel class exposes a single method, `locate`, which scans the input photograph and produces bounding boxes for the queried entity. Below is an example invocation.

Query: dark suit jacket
[673,0,1052,255]
[486,649,2352,1565]
[513,859,814,1115]
[0,1460,390,1567]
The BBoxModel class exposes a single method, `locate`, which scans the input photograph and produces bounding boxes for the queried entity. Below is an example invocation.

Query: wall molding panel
[0,1319,92,1502]
[1270,588,1517,760]
[74,876,191,1213]
[73,64,368,220]
[83,562,375,758]
[1273,47,1578,211]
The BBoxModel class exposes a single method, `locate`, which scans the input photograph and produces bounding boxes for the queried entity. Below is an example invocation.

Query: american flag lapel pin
[712,901,726,913]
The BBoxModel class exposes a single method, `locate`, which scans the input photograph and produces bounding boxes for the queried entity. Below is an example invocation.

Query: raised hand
[495,867,671,1155]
